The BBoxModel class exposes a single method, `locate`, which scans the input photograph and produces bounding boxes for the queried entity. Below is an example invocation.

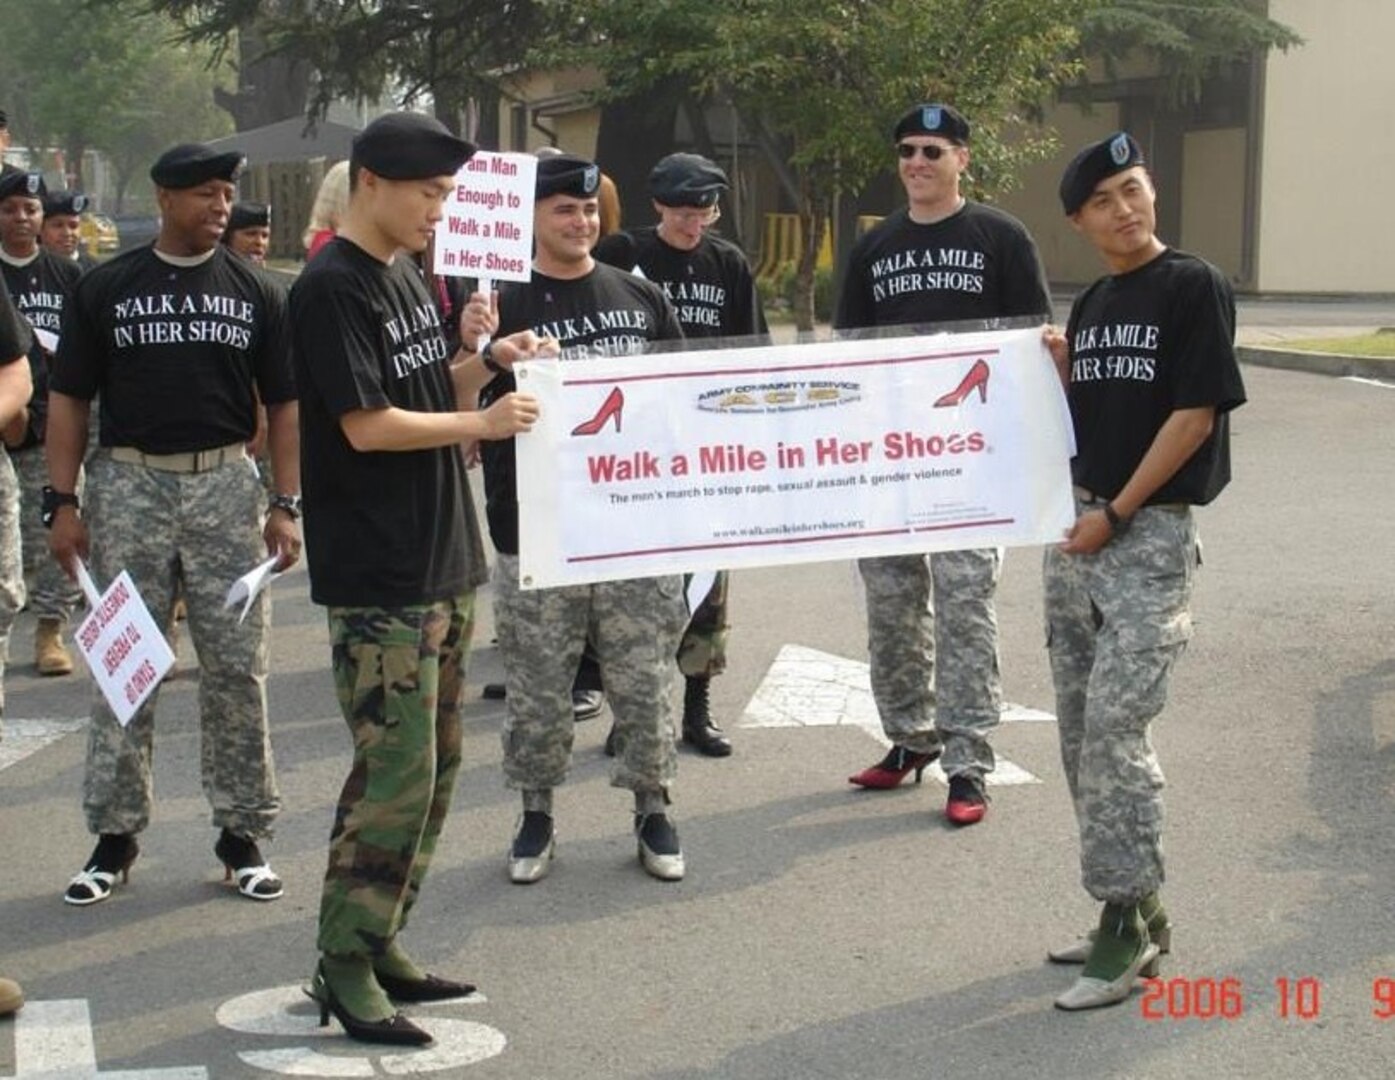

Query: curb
[1237,345,1395,380]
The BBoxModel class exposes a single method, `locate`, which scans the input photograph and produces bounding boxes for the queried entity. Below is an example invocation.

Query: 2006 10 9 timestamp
[1136,976,1395,1020]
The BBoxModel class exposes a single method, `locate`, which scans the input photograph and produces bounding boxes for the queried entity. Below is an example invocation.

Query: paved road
[2,352,1393,1078]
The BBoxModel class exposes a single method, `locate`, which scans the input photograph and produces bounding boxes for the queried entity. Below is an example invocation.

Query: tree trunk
[214,5,312,130]
[793,183,829,335]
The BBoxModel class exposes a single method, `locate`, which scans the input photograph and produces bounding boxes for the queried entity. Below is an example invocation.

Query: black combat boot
[681,675,731,757]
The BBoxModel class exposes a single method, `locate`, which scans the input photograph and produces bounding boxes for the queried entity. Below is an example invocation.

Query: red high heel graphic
[934,358,990,407]
[571,386,624,436]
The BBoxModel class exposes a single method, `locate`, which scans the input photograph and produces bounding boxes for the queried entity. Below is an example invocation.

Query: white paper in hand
[72,559,176,727]
[225,556,283,624]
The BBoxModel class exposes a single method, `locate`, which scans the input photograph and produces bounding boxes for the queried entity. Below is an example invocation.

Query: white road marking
[740,643,1054,785]
[1342,376,1395,390]
[14,999,208,1079]
[0,718,87,772]
[217,985,506,1076]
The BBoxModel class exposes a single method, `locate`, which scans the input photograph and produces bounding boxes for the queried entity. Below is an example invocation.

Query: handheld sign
[434,151,537,349]
[73,560,176,727]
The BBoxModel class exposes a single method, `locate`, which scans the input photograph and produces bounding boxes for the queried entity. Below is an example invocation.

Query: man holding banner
[472,153,691,884]
[292,112,544,1046]
[593,151,769,758]
[1043,132,1244,1010]
[836,103,1052,825]
[47,142,301,906]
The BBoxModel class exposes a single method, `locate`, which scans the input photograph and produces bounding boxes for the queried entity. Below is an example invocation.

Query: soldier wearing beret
[47,142,301,908]
[40,191,99,272]
[590,152,767,760]
[223,201,272,266]
[466,153,691,886]
[292,111,543,1047]
[836,103,1051,825]
[1042,132,1245,1010]
[0,166,84,676]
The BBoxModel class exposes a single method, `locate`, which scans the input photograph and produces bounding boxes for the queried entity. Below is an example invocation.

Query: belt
[109,442,246,474]
[1072,486,1189,512]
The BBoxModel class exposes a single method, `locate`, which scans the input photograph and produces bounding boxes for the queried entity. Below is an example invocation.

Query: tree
[144,0,550,142]
[0,0,232,208]
[559,0,1092,330]
[1081,0,1302,105]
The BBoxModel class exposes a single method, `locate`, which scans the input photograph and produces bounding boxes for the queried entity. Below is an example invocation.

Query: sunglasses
[897,143,959,161]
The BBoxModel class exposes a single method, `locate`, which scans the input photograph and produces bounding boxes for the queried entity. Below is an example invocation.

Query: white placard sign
[74,561,176,726]
[516,326,1077,588]
[433,151,537,282]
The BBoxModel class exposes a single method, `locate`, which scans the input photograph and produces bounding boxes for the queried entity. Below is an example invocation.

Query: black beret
[351,111,476,181]
[1059,132,1145,216]
[893,103,970,145]
[648,153,728,208]
[0,166,46,203]
[150,143,245,189]
[536,154,601,199]
[227,201,271,231]
[42,190,88,217]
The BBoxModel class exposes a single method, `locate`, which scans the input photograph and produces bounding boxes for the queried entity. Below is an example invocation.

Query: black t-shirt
[594,227,768,340]
[481,261,685,554]
[2,250,81,444]
[0,286,33,367]
[835,202,1051,330]
[1065,248,1247,506]
[50,244,293,452]
[291,236,486,608]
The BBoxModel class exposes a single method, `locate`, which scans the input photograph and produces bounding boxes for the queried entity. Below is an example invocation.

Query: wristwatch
[41,485,80,529]
[268,493,302,520]
[480,340,507,375]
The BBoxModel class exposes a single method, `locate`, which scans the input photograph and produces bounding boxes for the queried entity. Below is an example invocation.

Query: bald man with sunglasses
[835,102,1050,826]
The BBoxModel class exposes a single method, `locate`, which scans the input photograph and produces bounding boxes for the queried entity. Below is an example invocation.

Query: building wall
[1180,127,1246,276]
[993,101,1121,287]
[1257,0,1395,292]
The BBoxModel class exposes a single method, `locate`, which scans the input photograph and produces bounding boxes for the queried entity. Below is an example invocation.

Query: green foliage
[0,0,232,202]
[1080,0,1303,104]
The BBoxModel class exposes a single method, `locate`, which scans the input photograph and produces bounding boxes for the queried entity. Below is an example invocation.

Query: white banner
[73,562,176,726]
[433,151,537,281]
[517,326,1076,588]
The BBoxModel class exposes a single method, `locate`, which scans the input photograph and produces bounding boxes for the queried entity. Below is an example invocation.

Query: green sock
[374,940,425,982]
[1139,892,1168,934]
[1081,903,1146,981]
[317,956,393,1022]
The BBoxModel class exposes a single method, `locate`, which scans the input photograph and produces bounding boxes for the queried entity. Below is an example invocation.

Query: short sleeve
[50,272,103,399]
[1169,263,1245,414]
[999,225,1053,320]
[253,275,297,405]
[834,239,873,330]
[290,271,392,417]
[0,288,31,364]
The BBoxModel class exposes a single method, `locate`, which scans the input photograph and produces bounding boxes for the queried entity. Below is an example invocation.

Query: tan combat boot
[35,617,75,676]
[0,975,23,1016]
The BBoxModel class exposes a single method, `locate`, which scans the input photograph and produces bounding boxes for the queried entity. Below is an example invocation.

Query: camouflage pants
[318,596,473,959]
[80,450,279,838]
[1044,500,1198,903]
[677,571,730,678]
[0,449,23,738]
[494,554,686,794]
[858,549,1003,777]
[13,446,82,622]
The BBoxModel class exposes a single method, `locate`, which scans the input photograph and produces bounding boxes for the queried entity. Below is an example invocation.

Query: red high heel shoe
[571,386,624,435]
[848,744,942,789]
[934,358,990,407]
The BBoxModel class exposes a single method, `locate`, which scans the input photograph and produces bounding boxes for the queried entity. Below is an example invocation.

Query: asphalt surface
[1,304,1393,1079]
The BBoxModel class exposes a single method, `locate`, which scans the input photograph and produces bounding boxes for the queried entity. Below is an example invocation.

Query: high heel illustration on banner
[934,358,990,407]
[571,386,625,436]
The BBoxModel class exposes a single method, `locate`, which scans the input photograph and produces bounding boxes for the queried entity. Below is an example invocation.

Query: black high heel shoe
[305,965,433,1047]
[64,834,139,906]
[375,970,476,1004]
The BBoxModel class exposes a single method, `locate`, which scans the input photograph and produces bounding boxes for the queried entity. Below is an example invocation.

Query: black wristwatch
[41,485,80,529]
[480,340,507,375]
[1102,501,1128,532]
[268,493,302,520]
